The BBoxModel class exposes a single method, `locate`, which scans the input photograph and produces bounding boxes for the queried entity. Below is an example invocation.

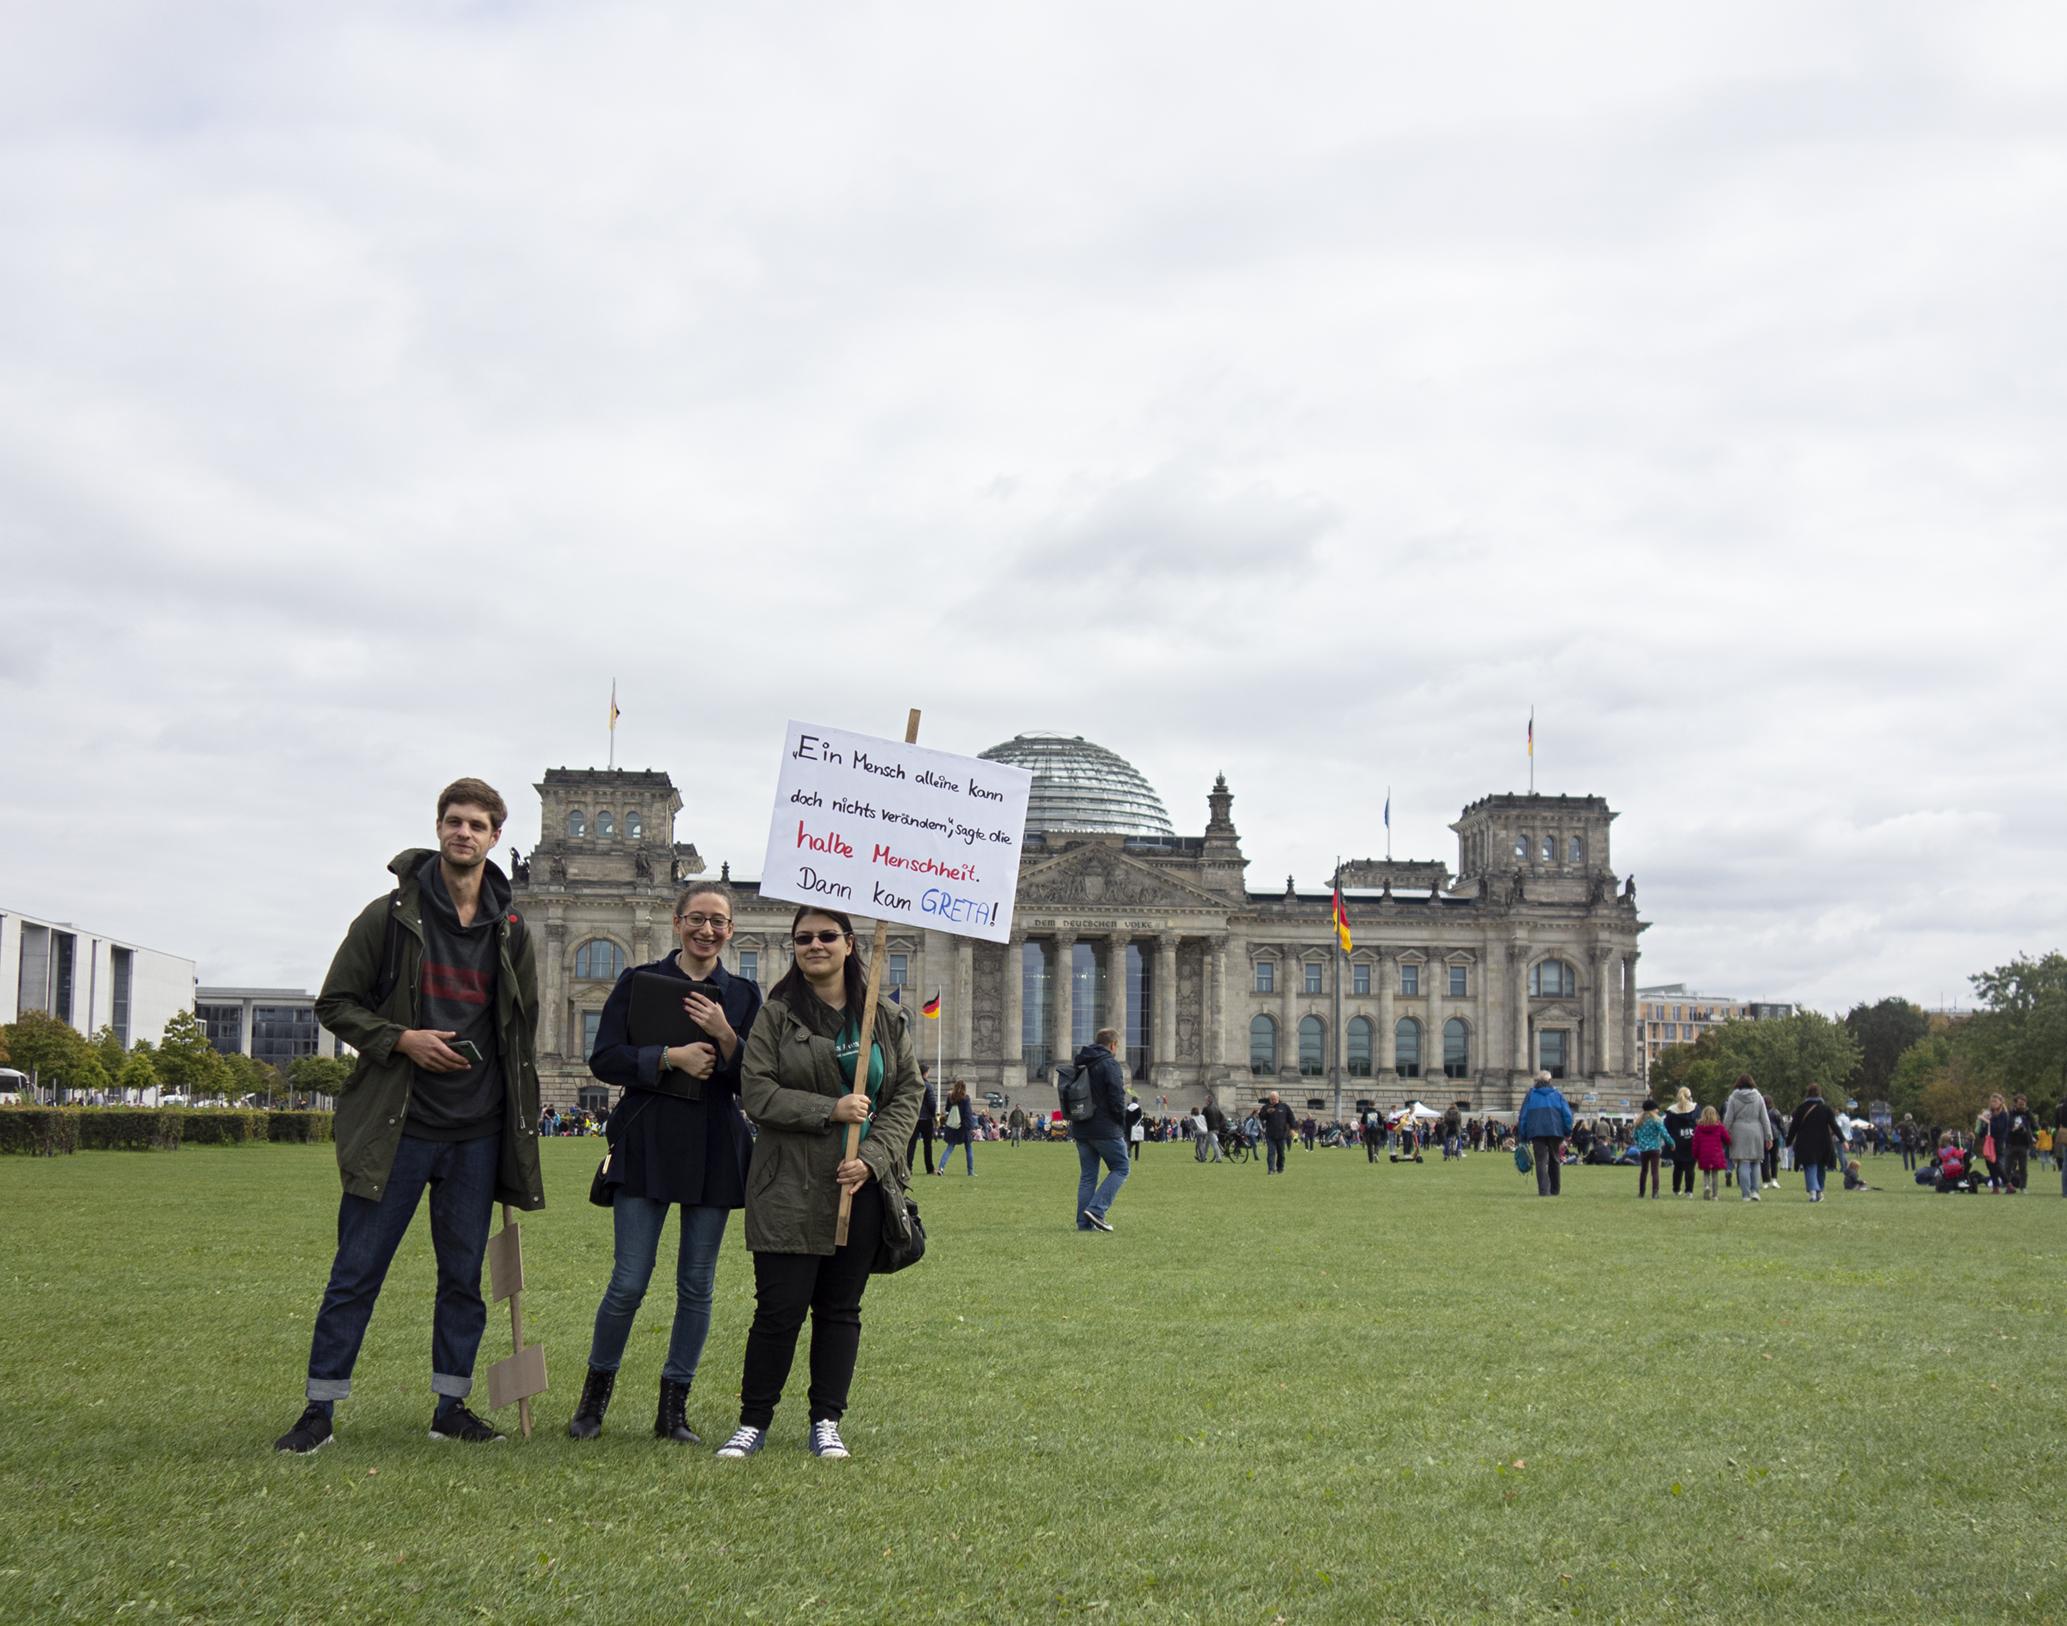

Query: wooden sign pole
[506,1205,532,1440]
[834,707,920,1248]
[485,1202,547,1435]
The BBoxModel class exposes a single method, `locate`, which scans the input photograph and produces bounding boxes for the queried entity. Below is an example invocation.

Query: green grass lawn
[1,1137,2062,1624]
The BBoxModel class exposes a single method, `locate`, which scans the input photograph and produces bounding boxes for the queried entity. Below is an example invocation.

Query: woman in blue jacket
[1517,1071,1575,1196]
[937,1080,977,1175]
[565,882,762,1444]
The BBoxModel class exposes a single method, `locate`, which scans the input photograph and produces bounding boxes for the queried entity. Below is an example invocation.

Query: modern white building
[194,987,345,1071]
[0,907,196,1047]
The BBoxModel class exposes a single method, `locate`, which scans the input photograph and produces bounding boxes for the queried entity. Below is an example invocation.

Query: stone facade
[512,768,1648,1116]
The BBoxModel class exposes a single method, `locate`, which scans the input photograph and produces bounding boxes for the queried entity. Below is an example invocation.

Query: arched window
[568,809,585,838]
[598,811,614,837]
[1249,1014,1277,1076]
[1514,834,1527,860]
[1540,834,1554,862]
[573,939,626,981]
[1347,1016,1373,1077]
[1567,834,1582,863]
[1394,1017,1422,1079]
[626,811,643,839]
[1298,1015,1325,1076]
[1443,1018,1470,1078]
[1529,959,1575,997]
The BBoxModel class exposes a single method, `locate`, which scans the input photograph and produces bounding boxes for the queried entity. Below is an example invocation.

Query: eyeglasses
[675,913,732,930]
[793,930,847,946]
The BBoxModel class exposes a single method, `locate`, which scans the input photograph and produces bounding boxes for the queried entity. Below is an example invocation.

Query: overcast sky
[4,2,2063,1016]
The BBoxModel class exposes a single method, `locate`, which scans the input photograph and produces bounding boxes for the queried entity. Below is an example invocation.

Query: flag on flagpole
[610,682,620,732]
[1526,710,1533,757]
[922,991,941,1019]
[1331,881,1353,955]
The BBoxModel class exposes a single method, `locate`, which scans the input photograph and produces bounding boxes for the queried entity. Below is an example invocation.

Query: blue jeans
[306,1133,499,1406]
[1267,1136,1289,1173]
[588,1196,730,1384]
[1803,1162,1825,1197]
[941,1138,974,1174]
[1736,1160,1762,1198]
[1075,1136,1129,1227]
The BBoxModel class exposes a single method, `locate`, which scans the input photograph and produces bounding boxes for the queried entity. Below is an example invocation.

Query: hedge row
[0,1108,334,1154]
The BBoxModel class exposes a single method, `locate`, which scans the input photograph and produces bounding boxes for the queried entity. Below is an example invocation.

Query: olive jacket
[313,849,545,1211]
[738,991,922,1256]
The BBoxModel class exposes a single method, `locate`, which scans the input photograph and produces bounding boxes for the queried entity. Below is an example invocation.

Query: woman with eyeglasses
[565,882,761,1444]
[714,906,923,1460]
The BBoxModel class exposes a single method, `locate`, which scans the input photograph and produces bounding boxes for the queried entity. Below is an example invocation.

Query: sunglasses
[793,929,848,946]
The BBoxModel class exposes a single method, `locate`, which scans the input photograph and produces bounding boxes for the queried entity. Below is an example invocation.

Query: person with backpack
[1517,1072,1574,1196]
[275,778,542,1454]
[1067,1026,1131,1231]
[938,1081,977,1176]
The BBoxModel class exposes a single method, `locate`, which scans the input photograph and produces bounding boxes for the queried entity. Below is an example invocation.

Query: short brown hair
[1094,1027,1121,1048]
[438,777,507,830]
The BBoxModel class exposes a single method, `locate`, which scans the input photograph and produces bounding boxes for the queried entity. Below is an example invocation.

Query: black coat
[1786,1098,1841,1170]
[1070,1045,1129,1141]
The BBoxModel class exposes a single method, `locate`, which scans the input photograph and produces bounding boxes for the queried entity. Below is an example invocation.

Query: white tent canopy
[1390,1101,1445,1121]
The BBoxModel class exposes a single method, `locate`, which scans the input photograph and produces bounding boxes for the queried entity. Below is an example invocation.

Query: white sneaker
[809,1419,850,1459]
[715,1425,765,1459]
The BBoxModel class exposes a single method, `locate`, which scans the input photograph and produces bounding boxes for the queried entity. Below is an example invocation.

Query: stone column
[542,922,567,1056]
[954,938,973,1073]
[1157,931,1180,1080]
[1513,943,1531,1073]
[1378,948,1396,1079]
[1002,931,1025,1085]
[1106,933,1130,1054]
[1477,939,1493,1089]
[1591,946,1613,1077]
[1623,951,1641,1078]
[1053,930,1078,1061]
[1207,935,1228,1073]
[1277,941,1295,1078]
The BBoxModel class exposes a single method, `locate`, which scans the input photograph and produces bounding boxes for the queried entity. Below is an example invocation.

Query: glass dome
[979,732,1176,837]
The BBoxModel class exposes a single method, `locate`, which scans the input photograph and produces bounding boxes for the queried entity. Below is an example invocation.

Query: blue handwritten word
[921,888,996,928]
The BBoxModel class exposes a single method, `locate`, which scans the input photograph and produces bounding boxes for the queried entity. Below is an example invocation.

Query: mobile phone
[450,1039,485,1065]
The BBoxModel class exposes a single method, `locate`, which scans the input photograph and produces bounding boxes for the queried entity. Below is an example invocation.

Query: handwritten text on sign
[756,721,1034,944]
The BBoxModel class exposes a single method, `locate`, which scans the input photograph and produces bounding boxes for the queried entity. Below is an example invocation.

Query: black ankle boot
[567,1365,615,1440]
[654,1377,700,1444]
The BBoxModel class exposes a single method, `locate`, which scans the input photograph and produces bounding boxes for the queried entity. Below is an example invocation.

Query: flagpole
[1385,788,1391,862]
[1528,706,1534,795]
[1332,856,1343,1125]
[609,680,618,771]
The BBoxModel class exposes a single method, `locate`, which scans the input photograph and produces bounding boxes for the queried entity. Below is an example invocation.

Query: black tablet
[628,971,722,1048]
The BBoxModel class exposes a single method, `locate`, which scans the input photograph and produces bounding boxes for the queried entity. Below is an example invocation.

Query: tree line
[0,1009,354,1104]
[1647,952,2066,1125]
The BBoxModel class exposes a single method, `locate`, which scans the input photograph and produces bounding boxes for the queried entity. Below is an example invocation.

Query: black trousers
[906,1126,935,1175]
[2005,1147,2028,1191]
[1532,1138,1562,1195]
[738,1185,882,1430]
[1671,1156,1696,1194]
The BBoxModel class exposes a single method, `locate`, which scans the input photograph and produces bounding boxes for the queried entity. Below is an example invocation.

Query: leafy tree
[287,1055,355,1102]
[1964,953,2067,1110]
[1649,1028,1728,1107]
[154,1010,227,1097]
[1651,1012,1862,1113]
[1,1010,92,1098]
[116,1049,160,1098]
[1843,997,1930,1102]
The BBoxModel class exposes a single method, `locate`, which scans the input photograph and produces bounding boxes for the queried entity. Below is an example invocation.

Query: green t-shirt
[833,1012,886,1144]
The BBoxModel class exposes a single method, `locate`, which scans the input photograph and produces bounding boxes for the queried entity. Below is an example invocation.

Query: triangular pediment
[1018,845,1227,912]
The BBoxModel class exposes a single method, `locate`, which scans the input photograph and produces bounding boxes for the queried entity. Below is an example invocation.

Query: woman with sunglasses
[565,882,760,1444]
[714,906,923,1460]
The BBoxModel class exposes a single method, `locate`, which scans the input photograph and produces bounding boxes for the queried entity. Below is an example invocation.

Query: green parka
[738,991,922,1255]
[313,849,545,1211]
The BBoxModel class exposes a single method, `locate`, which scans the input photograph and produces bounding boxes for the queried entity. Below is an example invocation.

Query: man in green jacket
[274,778,544,1454]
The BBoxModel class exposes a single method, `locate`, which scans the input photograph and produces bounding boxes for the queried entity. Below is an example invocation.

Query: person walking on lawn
[1692,1106,1729,1200]
[938,1080,977,1175]
[1664,1087,1700,1197]
[1723,1075,1773,1201]
[1261,1092,1296,1174]
[1518,1071,1574,1196]
[276,778,543,1454]
[1072,1027,1131,1231]
[1631,1099,1673,1198]
[1785,1082,1842,1203]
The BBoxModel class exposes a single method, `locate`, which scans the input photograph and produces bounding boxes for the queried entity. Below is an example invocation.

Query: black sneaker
[427,1403,506,1443]
[1081,1209,1114,1232]
[274,1404,333,1455]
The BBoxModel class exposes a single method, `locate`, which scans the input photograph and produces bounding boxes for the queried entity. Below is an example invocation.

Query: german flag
[921,990,941,1019]
[1331,883,1353,955]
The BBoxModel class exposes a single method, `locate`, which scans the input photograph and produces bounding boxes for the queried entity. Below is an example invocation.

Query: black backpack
[1054,1060,1095,1122]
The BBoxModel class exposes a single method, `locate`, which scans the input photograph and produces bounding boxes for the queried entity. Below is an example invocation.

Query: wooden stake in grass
[484,1203,546,1437]
[834,707,920,1249]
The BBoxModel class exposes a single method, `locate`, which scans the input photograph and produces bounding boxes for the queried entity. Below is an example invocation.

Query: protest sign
[756,719,1033,945]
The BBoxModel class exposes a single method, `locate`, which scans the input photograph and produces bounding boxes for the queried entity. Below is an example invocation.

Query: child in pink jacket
[1691,1106,1729,1201]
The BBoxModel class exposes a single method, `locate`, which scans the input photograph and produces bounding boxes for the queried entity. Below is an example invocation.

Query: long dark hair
[767,905,871,1014]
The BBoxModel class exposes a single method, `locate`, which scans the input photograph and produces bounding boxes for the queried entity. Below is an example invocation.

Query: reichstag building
[510,734,1650,1117]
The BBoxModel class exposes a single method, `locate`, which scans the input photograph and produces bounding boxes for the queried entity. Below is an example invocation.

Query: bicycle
[1221,1131,1254,1164]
